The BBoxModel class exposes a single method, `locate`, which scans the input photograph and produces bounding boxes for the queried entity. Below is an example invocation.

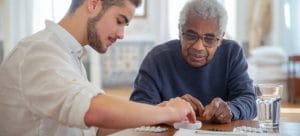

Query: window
[32,0,71,33]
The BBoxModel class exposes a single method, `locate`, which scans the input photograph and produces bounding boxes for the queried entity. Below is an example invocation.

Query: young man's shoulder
[14,30,69,60]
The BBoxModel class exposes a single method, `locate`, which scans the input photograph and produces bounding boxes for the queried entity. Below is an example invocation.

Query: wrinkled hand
[181,94,205,116]
[161,97,196,124]
[201,97,232,124]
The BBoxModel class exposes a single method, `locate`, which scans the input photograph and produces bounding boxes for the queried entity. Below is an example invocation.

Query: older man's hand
[181,94,205,116]
[201,97,233,124]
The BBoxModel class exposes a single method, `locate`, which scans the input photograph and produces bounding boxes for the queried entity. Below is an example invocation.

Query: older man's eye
[186,33,198,40]
[204,37,215,44]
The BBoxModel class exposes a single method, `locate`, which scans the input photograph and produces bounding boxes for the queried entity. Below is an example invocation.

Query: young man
[0,0,196,135]
[130,0,257,124]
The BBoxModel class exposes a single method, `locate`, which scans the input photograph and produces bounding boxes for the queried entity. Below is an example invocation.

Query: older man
[130,0,257,124]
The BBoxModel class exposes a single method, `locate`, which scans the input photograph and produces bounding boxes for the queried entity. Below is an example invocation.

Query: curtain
[247,0,273,51]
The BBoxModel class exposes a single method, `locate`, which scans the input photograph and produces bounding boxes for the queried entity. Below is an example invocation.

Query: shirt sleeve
[226,44,257,120]
[20,42,103,128]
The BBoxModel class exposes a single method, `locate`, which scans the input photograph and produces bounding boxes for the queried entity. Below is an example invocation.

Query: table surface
[98,109,300,136]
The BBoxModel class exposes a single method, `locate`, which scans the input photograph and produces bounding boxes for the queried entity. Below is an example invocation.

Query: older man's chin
[188,58,208,68]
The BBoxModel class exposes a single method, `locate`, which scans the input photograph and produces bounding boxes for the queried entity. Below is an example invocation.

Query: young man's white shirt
[0,20,103,136]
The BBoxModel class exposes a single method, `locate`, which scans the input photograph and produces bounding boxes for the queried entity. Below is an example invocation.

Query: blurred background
[1,0,300,103]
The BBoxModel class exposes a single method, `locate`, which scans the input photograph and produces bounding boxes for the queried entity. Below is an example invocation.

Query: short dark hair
[69,0,141,13]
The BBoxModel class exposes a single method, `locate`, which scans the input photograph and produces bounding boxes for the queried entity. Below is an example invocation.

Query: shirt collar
[45,20,86,59]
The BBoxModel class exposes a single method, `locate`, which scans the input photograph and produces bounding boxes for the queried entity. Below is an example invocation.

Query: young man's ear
[87,0,102,15]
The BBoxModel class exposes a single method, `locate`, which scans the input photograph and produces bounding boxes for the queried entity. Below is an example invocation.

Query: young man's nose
[116,27,124,39]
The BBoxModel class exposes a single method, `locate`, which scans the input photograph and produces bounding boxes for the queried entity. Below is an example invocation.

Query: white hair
[179,0,228,33]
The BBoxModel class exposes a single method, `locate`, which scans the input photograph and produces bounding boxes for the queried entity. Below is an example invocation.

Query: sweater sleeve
[130,50,162,105]
[226,44,257,120]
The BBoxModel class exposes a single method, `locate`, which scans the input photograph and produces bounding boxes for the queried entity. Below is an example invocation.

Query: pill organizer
[173,120,202,130]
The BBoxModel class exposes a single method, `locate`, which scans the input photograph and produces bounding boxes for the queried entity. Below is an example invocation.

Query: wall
[274,0,300,55]
[99,0,161,87]
[0,0,11,57]
[2,0,299,87]
[0,0,3,41]
[0,0,34,57]
[235,0,300,55]
[124,0,162,44]
[0,0,3,62]
[235,0,249,45]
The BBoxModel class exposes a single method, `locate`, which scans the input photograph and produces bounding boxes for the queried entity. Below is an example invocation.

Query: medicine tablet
[173,120,202,130]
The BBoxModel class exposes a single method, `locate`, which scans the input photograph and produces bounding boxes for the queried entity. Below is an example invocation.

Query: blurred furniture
[101,41,154,87]
[288,55,300,103]
[248,46,288,101]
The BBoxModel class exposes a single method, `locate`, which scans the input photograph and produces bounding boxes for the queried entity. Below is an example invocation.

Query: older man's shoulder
[150,39,181,55]
[220,39,243,51]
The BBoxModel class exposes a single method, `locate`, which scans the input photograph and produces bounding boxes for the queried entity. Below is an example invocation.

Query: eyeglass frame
[180,29,223,48]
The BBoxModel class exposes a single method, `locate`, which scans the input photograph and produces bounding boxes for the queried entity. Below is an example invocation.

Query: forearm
[84,94,175,129]
[227,95,257,120]
[130,72,162,105]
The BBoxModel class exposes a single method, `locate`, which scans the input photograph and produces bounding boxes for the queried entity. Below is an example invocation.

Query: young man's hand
[158,97,196,124]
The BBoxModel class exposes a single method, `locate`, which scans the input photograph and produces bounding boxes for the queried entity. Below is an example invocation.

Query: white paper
[173,128,289,136]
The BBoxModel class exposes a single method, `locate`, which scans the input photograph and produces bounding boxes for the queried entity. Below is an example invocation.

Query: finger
[182,94,205,116]
[214,102,227,117]
[216,112,225,122]
[208,98,222,115]
[158,101,168,107]
[202,105,216,120]
[216,103,232,123]
[171,97,201,123]
[202,98,220,119]
[186,94,205,115]
[181,95,197,111]
[214,107,223,117]
[218,113,231,124]
[186,102,196,123]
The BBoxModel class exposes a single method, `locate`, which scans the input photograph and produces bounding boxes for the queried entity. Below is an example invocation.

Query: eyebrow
[119,14,129,26]
[204,33,217,37]
[185,29,218,37]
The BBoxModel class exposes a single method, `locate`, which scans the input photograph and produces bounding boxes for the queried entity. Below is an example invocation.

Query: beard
[87,11,107,53]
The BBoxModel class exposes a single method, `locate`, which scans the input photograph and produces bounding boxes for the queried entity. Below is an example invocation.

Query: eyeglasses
[181,32,221,48]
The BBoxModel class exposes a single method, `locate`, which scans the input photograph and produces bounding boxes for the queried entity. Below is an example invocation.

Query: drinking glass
[255,84,282,128]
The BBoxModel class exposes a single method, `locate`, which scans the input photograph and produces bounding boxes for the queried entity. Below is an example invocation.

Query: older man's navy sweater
[130,39,257,120]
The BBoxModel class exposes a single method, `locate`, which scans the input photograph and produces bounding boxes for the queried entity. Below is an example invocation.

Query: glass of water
[255,84,282,128]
